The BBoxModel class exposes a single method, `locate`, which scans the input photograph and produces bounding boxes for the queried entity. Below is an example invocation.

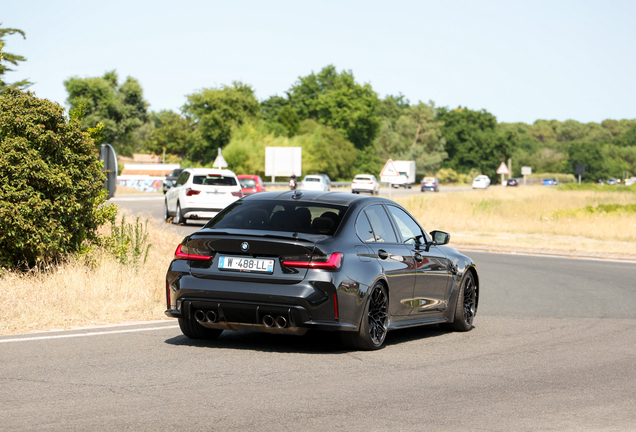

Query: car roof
[241,190,391,207]
[185,168,237,176]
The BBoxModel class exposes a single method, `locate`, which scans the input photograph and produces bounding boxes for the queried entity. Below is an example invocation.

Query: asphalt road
[1,194,635,430]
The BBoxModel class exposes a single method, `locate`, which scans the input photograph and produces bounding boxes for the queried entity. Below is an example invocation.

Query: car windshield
[423,177,435,182]
[169,169,183,177]
[355,176,372,181]
[205,200,347,235]
[304,178,320,182]
[193,175,237,186]
[239,178,256,188]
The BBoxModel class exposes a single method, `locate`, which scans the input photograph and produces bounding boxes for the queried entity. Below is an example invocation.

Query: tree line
[3,25,635,182]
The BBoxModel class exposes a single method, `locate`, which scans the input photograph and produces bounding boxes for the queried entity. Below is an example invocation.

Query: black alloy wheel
[442,272,477,332]
[343,282,389,350]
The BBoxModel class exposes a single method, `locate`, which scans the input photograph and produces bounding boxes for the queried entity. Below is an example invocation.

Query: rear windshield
[304,177,320,182]
[193,175,237,186]
[423,177,435,182]
[239,178,256,188]
[355,176,372,181]
[205,200,347,235]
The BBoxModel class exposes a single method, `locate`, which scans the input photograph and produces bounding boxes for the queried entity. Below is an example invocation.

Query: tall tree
[286,65,380,149]
[0,25,33,92]
[182,82,260,163]
[64,70,149,156]
[375,102,447,176]
[436,107,516,180]
[144,110,195,159]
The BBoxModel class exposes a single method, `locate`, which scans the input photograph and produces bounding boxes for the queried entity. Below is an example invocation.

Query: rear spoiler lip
[190,229,327,244]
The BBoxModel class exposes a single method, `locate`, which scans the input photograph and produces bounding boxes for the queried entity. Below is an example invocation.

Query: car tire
[342,282,388,351]
[178,318,223,340]
[441,272,477,332]
[172,202,185,225]
[164,200,170,222]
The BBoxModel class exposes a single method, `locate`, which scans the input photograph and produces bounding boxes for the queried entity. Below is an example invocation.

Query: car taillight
[186,188,200,196]
[174,244,212,261]
[281,253,343,270]
[231,191,243,197]
[333,292,339,319]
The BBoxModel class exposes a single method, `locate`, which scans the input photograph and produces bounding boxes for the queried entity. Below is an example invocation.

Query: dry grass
[399,187,636,256]
[0,215,183,335]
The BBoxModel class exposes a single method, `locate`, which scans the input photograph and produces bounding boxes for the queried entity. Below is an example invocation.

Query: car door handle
[377,250,389,260]
[414,253,423,263]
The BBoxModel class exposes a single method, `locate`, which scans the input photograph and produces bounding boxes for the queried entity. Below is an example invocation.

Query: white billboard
[265,147,302,178]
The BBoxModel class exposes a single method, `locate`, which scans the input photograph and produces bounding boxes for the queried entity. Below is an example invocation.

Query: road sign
[265,147,302,182]
[575,164,585,176]
[496,162,510,175]
[99,144,118,199]
[521,166,532,176]
[380,159,400,178]
[213,148,228,169]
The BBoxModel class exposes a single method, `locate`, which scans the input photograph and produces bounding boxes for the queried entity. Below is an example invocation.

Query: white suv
[472,175,491,189]
[165,168,243,224]
[299,174,331,191]
[351,174,380,195]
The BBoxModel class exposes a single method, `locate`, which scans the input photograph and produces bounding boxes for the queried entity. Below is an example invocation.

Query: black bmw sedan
[165,190,479,350]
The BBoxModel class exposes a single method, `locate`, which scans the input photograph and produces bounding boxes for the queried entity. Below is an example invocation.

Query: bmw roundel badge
[241,242,249,251]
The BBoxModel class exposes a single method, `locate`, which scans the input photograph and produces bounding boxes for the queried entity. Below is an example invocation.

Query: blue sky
[2,0,635,123]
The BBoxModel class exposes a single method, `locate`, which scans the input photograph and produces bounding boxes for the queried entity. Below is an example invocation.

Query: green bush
[0,88,115,268]
[105,215,151,267]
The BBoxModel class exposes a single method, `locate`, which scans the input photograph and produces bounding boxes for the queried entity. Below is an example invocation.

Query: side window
[387,205,425,245]
[364,205,398,243]
[355,212,375,243]
[176,172,189,186]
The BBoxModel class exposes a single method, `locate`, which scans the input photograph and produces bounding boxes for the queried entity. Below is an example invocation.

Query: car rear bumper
[165,273,359,334]
[352,187,375,193]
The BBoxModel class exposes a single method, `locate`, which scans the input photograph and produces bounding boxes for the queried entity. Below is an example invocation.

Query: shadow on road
[164,324,448,354]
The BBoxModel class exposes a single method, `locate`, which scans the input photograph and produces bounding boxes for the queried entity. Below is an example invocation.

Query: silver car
[299,174,331,191]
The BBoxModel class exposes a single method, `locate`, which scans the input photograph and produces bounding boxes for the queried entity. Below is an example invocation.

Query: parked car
[162,168,184,194]
[299,174,331,191]
[164,168,243,225]
[625,177,636,186]
[606,178,618,185]
[165,191,479,350]
[237,175,266,195]
[351,174,380,195]
[421,177,439,192]
[506,178,519,187]
[472,175,491,189]
[542,178,559,186]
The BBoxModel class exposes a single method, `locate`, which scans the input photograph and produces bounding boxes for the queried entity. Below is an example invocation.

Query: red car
[237,175,266,195]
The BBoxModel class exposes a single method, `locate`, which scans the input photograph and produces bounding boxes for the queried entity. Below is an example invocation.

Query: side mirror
[429,230,451,246]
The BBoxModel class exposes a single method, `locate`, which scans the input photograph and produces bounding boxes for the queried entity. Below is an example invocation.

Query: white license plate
[218,256,274,273]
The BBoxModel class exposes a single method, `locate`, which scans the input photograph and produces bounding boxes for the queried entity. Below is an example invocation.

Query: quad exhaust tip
[195,309,218,323]
[205,311,217,323]
[275,316,287,328]
[262,315,275,328]
[194,310,206,323]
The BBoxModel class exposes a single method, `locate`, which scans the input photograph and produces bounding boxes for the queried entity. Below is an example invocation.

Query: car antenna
[292,190,303,200]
